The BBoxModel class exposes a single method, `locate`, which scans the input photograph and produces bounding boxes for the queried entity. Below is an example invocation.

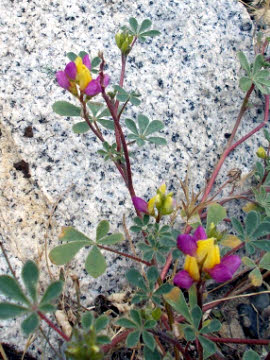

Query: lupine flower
[174,226,241,289]
[132,184,174,217]
[56,54,110,97]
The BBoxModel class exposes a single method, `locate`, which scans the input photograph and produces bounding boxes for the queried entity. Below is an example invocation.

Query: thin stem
[100,65,137,201]
[37,311,70,342]
[0,241,17,280]
[102,330,132,353]
[115,53,127,114]
[97,244,151,266]
[80,97,104,142]
[39,326,62,359]
[201,84,255,203]
[204,335,270,345]
[117,98,130,121]
[149,330,193,360]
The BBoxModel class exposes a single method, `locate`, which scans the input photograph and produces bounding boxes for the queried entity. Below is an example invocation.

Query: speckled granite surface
[0,0,264,356]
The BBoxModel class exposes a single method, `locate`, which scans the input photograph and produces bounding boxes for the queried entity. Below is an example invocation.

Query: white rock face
[0,0,259,356]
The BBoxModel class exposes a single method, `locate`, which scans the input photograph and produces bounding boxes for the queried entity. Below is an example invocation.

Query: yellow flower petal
[147,196,156,216]
[184,255,200,281]
[196,238,220,270]
[74,57,92,90]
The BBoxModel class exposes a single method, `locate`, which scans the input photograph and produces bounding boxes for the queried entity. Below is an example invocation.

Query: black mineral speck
[224,133,231,139]
[158,79,164,88]
[240,22,252,32]
[172,133,180,143]
[23,125,33,138]
[14,160,31,178]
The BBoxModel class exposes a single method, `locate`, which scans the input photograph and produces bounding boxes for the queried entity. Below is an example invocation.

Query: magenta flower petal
[221,255,241,275]
[177,234,197,256]
[174,270,194,289]
[132,197,149,214]
[208,263,232,283]
[84,79,100,96]
[83,54,91,69]
[65,62,77,80]
[56,71,70,89]
[193,225,207,241]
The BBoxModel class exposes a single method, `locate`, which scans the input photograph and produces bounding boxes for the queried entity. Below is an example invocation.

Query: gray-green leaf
[52,101,81,117]
[72,121,90,134]
[21,312,39,336]
[0,303,28,319]
[40,281,63,305]
[0,276,29,305]
[85,246,106,278]
[49,241,91,265]
[22,260,39,302]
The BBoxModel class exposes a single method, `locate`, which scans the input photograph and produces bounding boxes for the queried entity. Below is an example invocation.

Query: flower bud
[256,146,267,159]
[115,31,134,55]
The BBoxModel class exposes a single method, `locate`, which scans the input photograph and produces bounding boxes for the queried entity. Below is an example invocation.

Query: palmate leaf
[95,315,109,332]
[67,52,77,61]
[142,330,155,351]
[259,252,270,270]
[97,233,124,245]
[82,312,93,330]
[198,335,217,359]
[239,77,252,92]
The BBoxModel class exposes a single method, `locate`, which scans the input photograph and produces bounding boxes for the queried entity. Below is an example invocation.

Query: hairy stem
[37,311,70,342]
[204,335,270,345]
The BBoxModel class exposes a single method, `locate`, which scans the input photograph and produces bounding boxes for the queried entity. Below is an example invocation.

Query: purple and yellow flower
[56,54,110,97]
[173,226,241,289]
[132,184,174,217]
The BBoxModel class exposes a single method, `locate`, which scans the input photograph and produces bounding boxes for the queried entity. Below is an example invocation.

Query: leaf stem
[37,311,70,342]
[97,244,151,266]
[0,241,18,280]
[203,335,270,345]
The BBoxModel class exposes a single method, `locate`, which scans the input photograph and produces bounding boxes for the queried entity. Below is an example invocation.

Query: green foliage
[206,203,226,235]
[238,52,270,94]
[116,309,157,353]
[125,114,166,146]
[253,187,270,217]
[130,218,176,264]
[164,287,221,356]
[0,261,63,336]
[97,142,125,162]
[121,18,161,42]
[231,210,270,254]
[243,349,260,360]
[65,313,110,359]
[49,222,123,278]
[126,267,173,305]
[52,101,81,116]
[85,246,107,278]
[114,85,141,106]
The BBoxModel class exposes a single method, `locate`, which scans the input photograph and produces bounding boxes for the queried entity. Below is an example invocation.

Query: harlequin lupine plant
[1,17,270,360]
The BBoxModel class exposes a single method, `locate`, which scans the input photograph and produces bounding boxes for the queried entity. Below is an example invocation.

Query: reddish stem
[204,335,270,346]
[37,311,70,342]
[102,330,132,353]
[97,244,151,266]
[201,84,255,203]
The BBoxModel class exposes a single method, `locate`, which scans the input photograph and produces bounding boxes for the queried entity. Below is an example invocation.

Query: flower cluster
[56,54,110,97]
[132,184,174,217]
[174,226,241,289]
